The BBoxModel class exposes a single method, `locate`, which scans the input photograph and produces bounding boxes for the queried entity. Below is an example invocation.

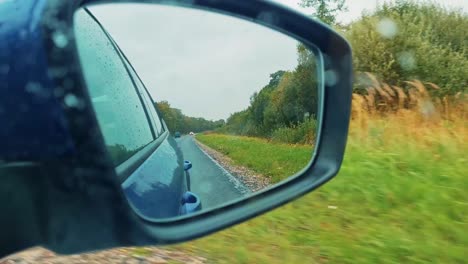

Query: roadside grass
[195,134,312,183]
[173,107,467,263]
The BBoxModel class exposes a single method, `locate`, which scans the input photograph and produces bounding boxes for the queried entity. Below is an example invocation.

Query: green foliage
[220,109,258,136]
[346,1,468,97]
[270,119,317,144]
[300,0,347,25]
[156,101,224,134]
[222,47,319,141]
[196,134,312,183]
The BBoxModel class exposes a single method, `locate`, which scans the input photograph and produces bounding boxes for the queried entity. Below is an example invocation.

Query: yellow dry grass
[350,73,467,147]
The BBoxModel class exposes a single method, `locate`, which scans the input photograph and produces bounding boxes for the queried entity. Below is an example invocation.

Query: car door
[74,8,192,219]
[116,39,201,217]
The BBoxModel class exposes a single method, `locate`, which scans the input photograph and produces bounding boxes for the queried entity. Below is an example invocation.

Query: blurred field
[174,81,467,263]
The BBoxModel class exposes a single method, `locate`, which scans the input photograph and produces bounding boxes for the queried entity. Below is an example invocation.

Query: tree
[345,1,468,97]
[300,0,346,25]
[156,101,223,133]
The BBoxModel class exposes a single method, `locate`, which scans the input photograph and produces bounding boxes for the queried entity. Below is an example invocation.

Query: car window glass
[140,82,164,136]
[74,9,154,165]
[123,59,164,136]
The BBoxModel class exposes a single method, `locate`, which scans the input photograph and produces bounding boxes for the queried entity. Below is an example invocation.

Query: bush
[345,1,468,97]
[270,119,318,144]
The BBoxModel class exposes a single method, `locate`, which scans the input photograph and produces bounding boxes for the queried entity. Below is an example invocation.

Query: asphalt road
[176,135,250,210]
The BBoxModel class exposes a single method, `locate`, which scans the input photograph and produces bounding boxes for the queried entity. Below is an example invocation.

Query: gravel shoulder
[1,247,205,264]
[195,139,271,192]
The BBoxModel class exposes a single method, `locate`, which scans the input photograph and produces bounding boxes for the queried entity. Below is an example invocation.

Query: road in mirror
[74,4,321,220]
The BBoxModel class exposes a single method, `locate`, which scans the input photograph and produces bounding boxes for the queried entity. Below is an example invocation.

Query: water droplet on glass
[64,93,84,109]
[48,67,67,78]
[160,0,195,6]
[25,82,47,98]
[325,70,338,86]
[52,31,69,48]
[257,11,279,25]
[355,72,374,87]
[200,181,213,193]
[0,64,10,74]
[18,29,27,40]
[377,18,398,39]
[397,51,416,71]
[54,87,65,97]
[420,100,436,118]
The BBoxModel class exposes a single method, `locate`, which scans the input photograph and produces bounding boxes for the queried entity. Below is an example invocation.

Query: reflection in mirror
[74,4,321,220]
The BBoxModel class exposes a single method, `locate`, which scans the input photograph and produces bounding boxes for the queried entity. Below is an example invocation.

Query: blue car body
[0,0,74,159]
[0,0,200,219]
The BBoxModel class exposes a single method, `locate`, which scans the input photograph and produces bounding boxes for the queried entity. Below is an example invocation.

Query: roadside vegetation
[178,80,467,264]
[196,133,311,183]
[156,101,225,134]
[172,1,467,263]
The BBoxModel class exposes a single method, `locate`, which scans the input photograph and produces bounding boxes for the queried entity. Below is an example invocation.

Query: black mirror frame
[33,0,352,255]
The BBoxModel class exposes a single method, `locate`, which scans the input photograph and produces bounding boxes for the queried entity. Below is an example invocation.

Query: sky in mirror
[90,4,299,120]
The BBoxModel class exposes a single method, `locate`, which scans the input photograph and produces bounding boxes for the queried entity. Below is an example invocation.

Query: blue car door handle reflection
[122,139,200,219]
[181,191,201,214]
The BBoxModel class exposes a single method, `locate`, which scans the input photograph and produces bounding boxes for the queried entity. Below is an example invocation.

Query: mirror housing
[0,0,352,256]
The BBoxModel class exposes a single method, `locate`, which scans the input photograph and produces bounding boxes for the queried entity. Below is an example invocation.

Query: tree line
[156,101,225,134]
[219,45,319,144]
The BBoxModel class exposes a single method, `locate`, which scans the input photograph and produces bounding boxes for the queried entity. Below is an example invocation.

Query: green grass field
[196,133,312,183]
[173,125,467,263]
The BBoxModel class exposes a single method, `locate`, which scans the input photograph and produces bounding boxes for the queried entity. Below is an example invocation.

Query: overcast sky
[88,0,467,120]
[90,4,300,120]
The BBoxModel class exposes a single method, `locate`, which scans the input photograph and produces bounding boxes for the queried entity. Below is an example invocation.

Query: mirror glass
[74,4,322,220]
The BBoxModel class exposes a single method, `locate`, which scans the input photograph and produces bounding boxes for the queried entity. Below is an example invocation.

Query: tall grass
[353,73,466,119]
[351,74,467,148]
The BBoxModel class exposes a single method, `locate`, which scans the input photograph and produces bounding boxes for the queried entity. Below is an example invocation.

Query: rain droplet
[25,82,46,97]
[64,93,84,109]
[160,0,195,6]
[257,11,279,25]
[18,29,27,40]
[48,67,67,78]
[54,87,65,97]
[355,72,374,87]
[200,181,213,193]
[377,18,398,39]
[325,70,339,86]
[0,64,9,74]
[397,51,416,71]
[52,31,69,48]
[420,100,436,118]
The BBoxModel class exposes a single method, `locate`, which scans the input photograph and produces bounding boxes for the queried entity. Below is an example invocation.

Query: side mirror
[0,0,352,256]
